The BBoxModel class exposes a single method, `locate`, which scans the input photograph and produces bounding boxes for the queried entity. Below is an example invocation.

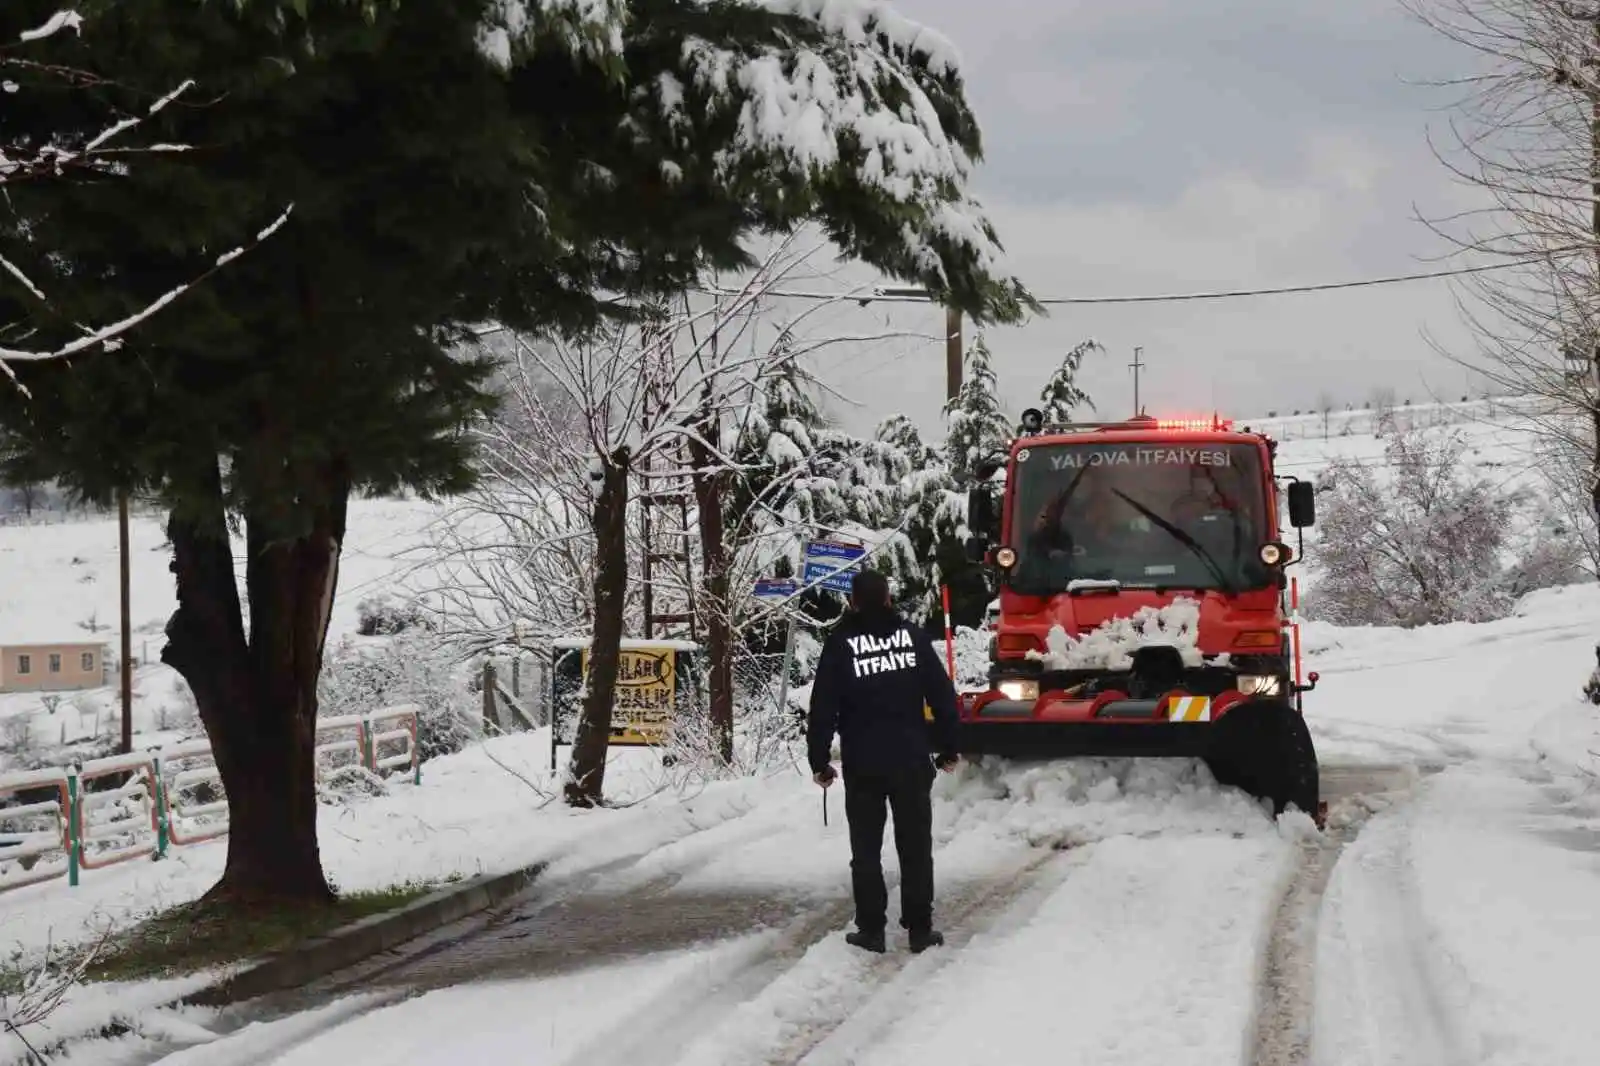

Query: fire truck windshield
[1008,441,1273,595]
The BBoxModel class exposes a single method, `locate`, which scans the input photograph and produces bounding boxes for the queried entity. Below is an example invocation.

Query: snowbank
[0,972,219,1066]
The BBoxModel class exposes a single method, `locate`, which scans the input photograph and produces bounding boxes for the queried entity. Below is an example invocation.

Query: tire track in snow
[1249,764,1426,1066]
[1306,798,1472,1066]
[564,900,859,1066]
[631,843,1076,1066]
[736,829,1289,1066]
[782,848,1086,1066]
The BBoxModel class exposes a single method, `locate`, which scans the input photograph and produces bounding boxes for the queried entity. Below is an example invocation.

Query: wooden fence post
[482,659,502,734]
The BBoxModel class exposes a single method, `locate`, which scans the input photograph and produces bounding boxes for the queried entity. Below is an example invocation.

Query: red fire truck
[960,409,1321,818]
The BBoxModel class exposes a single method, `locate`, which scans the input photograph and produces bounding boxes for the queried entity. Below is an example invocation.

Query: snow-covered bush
[318,627,476,762]
[356,593,430,636]
[151,677,202,735]
[1,714,36,763]
[1531,428,1600,581]
[1307,421,1585,626]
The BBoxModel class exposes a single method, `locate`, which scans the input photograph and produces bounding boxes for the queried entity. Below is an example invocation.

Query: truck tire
[1202,698,1319,818]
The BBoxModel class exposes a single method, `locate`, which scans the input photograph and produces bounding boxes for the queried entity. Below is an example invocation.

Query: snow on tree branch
[477,0,1024,314]
[0,14,294,387]
[19,11,83,44]
[0,205,294,390]
[475,0,628,71]
[674,3,1003,289]
[2,18,194,184]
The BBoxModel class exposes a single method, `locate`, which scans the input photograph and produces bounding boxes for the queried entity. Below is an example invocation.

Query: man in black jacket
[808,569,961,954]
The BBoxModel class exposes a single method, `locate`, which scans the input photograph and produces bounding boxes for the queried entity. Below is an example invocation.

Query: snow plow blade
[955,697,1319,818]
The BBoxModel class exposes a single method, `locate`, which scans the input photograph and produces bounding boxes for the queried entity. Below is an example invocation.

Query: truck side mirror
[967,485,996,539]
[1287,480,1315,528]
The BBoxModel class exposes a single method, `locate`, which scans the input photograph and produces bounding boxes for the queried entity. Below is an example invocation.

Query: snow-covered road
[10,587,1600,1066]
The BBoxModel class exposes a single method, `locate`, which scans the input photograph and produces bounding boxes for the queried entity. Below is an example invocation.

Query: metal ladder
[637,313,699,642]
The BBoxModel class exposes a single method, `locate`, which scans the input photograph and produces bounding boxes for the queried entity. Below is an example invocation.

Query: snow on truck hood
[1010,590,1279,671]
[1024,597,1205,672]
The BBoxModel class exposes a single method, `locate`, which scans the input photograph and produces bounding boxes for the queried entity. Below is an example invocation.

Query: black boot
[846,928,886,953]
[908,928,944,954]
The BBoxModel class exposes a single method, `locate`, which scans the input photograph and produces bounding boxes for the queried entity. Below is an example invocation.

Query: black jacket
[807,606,960,776]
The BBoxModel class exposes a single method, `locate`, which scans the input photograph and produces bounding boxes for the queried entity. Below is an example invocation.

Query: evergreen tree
[942,333,1013,482]
[0,0,1032,904]
[937,336,1016,626]
[725,334,828,538]
[1038,339,1102,425]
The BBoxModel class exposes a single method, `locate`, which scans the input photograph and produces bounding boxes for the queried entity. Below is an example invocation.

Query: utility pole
[944,306,963,402]
[871,286,963,401]
[118,488,132,754]
[1129,346,1146,416]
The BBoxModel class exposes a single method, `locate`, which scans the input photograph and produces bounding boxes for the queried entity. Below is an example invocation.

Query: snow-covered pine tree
[1038,339,1102,425]
[725,333,826,543]
[932,335,1012,626]
[942,333,1012,482]
[869,413,945,603]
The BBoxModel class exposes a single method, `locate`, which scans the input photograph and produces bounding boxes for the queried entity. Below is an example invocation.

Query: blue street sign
[801,539,868,594]
[752,578,799,601]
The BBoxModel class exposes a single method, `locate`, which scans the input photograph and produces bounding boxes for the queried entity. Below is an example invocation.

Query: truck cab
[959,410,1321,818]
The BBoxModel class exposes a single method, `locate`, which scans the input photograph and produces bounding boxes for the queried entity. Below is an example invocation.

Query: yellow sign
[582,645,677,745]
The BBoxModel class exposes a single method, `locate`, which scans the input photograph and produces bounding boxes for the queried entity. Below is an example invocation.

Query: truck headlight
[998,679,1039,702]
[1237,674,1281,697]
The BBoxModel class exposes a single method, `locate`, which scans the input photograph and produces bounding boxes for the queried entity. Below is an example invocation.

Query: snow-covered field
[0,496,459,766]
[4,395,1600,1066]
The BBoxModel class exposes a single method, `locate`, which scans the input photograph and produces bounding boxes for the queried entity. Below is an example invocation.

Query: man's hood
[839,606,904,639]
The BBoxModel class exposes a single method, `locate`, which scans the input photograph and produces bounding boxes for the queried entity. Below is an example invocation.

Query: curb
[179,859,549,1008]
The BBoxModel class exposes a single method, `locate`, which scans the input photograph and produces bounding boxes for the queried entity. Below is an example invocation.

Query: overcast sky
[799,0,1499,439]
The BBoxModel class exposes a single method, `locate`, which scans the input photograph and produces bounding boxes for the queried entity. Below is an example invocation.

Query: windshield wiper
[1067,578,1122,596]
[1110,489,1238,596]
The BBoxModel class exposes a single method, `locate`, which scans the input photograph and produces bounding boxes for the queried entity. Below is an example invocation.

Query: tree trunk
[160,456,348,905]
[566,446,631,806]
[689,433,734,766]
[1590,20,1600,537]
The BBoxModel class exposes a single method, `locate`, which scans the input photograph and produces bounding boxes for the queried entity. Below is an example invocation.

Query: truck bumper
[956,719,1214,759]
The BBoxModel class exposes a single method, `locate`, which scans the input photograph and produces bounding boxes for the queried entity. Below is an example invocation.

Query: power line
[701,258,1529,307]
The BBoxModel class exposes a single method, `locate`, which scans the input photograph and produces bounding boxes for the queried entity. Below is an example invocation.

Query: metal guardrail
[0,705,422,893]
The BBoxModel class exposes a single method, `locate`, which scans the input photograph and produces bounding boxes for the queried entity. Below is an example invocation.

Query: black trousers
[843,761,936,935]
